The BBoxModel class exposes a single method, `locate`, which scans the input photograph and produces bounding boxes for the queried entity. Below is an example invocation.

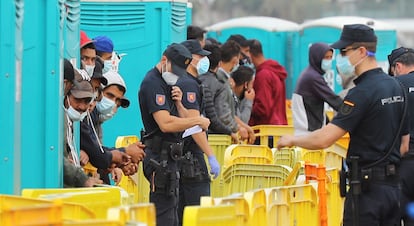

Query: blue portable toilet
[0,0,21,195]
[64,0,81,64]
[0,0,65,194]
[206,16,300,98]
[298,16,397,94]
[80,0,190,145]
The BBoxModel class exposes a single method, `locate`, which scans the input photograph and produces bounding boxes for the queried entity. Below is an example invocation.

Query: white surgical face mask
[321,59,332,72]
[96,96,116,115]
[103,60,112,74]
[84,64,95,76]
[196,57,210,75]
[161,60,179,85]
[65,98,87,121]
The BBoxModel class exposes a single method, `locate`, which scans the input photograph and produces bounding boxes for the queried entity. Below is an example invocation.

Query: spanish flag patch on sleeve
[340,100,355,115]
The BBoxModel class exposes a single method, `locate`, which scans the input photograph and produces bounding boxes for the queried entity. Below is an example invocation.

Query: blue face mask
[321,59,332,72]
[196,57,210,75]
[335,54,355,77]
[96,96,115,115]
[84,64,95,77]
[65,98,87,121]
[103,60,112,74]
[99,110,115,122]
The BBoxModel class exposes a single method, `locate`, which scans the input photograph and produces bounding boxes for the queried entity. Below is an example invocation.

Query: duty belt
[143,136,183,161]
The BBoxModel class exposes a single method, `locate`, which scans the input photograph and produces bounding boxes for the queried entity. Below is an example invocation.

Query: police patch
[156,94,165,106]
[187,92,196,103]
[340,100,355,115]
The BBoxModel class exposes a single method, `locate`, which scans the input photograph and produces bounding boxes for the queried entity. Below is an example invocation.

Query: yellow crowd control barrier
[272,147,302,168]
[243,189,267,226]
[265,187,290,226]
[287,184,319,226]
[183,205,237,226]
[223,144,273,168]
[222,163,292,196]
[0,195,63,226]
[107,203,156,226]
[207,134,233,197]
[115,135,150,203]
[251,125,294,147]
[22,187,125,219]
[64,220,122,226]
[326,168,344,226]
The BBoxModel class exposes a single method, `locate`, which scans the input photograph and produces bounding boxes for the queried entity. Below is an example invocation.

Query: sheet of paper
[182,125,203,138]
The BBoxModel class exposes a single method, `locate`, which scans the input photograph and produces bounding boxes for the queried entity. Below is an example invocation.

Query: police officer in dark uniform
[138,43,210,226]
[175,39,220,226]
[388,47,414,225]
[277,24,409,226]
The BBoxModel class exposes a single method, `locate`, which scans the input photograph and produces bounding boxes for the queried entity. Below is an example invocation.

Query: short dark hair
[231,65,254,86]
[220,40,240,63]
[81,42,95,50]
[249,39,263,57]
[350,42,377,54]
[204,42,221,70]
[187,25,206,41]
[227,34,249,47]
[393,52,414,67]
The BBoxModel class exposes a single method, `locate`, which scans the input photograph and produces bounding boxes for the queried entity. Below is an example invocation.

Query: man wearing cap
[175,39,220,226]
[62,69,103,187]
[94,35,115,74]
[138,43,210,226]
[79,70,145,184]
[277,24,409,226]
[388,47,414,225]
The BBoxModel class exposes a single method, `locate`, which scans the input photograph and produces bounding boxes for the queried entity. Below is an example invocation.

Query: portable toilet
[64,0,81,64]
[298,16,397,94]
[80,0,190,145]
[206,16,300,98]
[0,0,64,194]
[1,0,21,194]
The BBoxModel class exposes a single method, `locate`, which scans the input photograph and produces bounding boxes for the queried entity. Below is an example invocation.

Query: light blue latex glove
[208,155,220,179]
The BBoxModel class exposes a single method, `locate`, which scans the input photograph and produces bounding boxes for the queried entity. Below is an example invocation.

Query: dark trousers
[178,181,210,226]
[177,149,210,226]
[343,183,400,226]
[143,147,179,226]
[400,157,414,226]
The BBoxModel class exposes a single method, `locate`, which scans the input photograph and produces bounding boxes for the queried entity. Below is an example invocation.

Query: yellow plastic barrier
[64,220,122,226]
[288,184,319,226]
[272,147,302,168]
[0,195,63,226]
[82,162,98,178]
[22,187,124,219]
[243,189,267,226]
[107,203,156,226]
[220,196,250,226]
[115,135,147,204]
[207,134,233,197]
[251,125,294,147]
[183,205,237,226]
[222,163,292,196]
[265,187,290,226]
[326,168,344,226]
[223,144,273,168]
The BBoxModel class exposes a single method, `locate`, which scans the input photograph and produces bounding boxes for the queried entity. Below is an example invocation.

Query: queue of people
[62,23,414,226]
